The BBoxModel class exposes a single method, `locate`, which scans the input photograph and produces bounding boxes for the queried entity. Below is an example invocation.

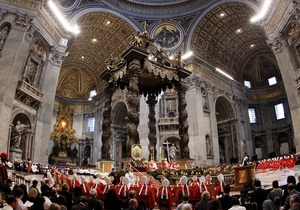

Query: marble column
[207,84,220,165]
[147,93,157,161]
[101,84,114,159]
[177,80,190,159]
[224,135,230,164]
[126,60,141,157]
[93,106,102,165]
[260,103,274,156]
[268,35,300,151]
[0,13,34,153]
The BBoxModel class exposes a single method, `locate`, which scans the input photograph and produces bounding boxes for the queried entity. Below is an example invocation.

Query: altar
[49,155,77,166]
[49,105,80,166]
[232,165,254,191]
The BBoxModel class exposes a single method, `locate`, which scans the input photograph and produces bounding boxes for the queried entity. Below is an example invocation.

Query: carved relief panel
[22,41,46,87]
[161,91,178,118]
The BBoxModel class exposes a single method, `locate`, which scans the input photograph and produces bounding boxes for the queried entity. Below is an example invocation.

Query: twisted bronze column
[126,71,140,157]
[101,84,114,159]
[147,93,157,161]
[178,81,190,159]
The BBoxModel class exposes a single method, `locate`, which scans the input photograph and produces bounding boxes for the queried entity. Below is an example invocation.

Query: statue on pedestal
[169,143,178,162]
[11,121,30,149]
[205,135,213,158]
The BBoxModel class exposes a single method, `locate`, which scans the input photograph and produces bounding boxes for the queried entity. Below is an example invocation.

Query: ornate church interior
[0,0,299,171]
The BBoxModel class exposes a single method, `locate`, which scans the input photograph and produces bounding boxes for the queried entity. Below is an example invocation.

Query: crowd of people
[0,168,300,210]
[1,151,300,209]
[174,177,300,210]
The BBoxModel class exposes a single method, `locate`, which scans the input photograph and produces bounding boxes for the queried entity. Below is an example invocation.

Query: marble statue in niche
[201,86,209,109]
[22,41,46,86]
[166,99,176,112]
[11,121,30,149]
[32,41,46,61]
[169,143,178,162]
[23,59,38,85]
[288,24,300,45]
[206,134,213,158]
[0,26,9,54]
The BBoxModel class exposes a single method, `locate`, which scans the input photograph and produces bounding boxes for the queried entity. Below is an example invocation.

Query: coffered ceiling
[57,12,136,99]
[57,1,279,100]
[191,2,277,84]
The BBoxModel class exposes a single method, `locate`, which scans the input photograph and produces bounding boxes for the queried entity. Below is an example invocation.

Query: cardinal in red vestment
[137,176,155,209]
[157,178,173,210]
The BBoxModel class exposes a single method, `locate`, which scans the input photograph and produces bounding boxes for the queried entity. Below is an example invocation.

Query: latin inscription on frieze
[4,0,39,10]
[265,0,288,33]
[37,12,61,42]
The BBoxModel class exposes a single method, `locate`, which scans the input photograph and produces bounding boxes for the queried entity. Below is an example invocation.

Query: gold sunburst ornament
[50,105,79,157]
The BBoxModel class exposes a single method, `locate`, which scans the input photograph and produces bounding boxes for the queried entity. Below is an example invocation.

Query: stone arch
[277,132,290,155]
[111,101,128,126]
[82,145,91,165]
[0,22,12,33]
[254,136,263,160]
[111,101,128,168]
[69,8,141,32]
[215,95,236,122]
[215,96,237,164]
[10,109,34,129]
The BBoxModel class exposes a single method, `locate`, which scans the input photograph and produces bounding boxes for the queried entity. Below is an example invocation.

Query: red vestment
[137,184,155,209]
[157,188,173,210]
[117,185,130,200]
[0,163,7,186]
[213,182,225,198]
[190,180,200,186]
[194,184,210,200]
[176,185,194,202]
[101,184,115,198]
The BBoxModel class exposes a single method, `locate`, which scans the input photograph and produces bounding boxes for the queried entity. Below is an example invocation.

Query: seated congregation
[1,169,300,210]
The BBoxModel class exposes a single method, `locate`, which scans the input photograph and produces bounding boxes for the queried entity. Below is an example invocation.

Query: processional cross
[162,141,172,162]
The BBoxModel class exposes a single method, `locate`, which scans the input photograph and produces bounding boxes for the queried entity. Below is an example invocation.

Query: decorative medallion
[131,144,143,161]
[152,23,182,50]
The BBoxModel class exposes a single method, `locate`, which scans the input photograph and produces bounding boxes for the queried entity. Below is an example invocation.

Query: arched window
[89,90,96,101]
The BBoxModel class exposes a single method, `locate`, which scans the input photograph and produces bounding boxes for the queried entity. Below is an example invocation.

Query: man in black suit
[108,168,117,185]
[250,180,268,210]
[87,189,102,210]
[1,179,12,200]
[41,179,52,196]
[71,196,89,210]
[218,184,233,210]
